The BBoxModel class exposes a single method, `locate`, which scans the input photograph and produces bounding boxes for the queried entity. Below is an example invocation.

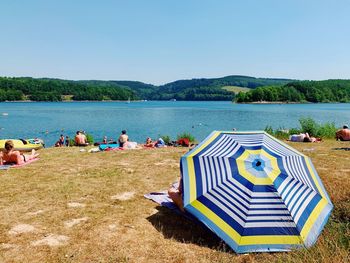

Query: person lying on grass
[289,133,321,143]
[0,140,39,165]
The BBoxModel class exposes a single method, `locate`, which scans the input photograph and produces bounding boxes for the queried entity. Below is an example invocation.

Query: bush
[288,127,301,135]
[275,129,290,140]
[299,117,319,136]
[265,117,337,139]
[264,126,289,139]
[69,138,75,147]
[299,117,337,138]
[177,132,196,142]
[264,125,274,135]
[317,122,337,138]
[86,134,94,144]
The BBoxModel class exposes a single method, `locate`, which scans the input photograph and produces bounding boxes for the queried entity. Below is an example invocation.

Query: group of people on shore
[3,124,350,167]
[54,129,169,149]
[55,131,89,147]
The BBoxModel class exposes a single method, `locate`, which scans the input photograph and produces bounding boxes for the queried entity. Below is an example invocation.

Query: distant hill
[0,75,294,101]
[159,75,293,91]
[78,76,295,100]
[77,80,157,100]
[152,75,293,101]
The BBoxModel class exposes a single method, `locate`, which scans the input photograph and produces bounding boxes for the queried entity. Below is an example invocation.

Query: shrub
[317,122,337,138]
[86,134,94,144]
[298,117,337,138]
[263,118,336,139]
[275,128,290,140]
[69,138,75,147]
[289,127,301,135]
[177,132,196,142]
[264,126,289,139]
[264,125,274,135]
[299,117,319,136]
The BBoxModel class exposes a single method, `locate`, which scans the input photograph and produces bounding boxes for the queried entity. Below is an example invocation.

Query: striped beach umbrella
[181,131,333,253]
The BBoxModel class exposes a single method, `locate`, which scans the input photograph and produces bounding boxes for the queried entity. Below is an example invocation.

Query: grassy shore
[0,141,349,263]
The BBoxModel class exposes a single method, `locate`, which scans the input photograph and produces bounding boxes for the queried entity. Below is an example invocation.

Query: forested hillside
[0,75,294,101]
[235,80,350,103]
[152,76,292,101]
[8,76,350,103]
[0,77,136,101]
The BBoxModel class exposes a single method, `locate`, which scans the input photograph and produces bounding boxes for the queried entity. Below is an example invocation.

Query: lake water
[1,101,349,146]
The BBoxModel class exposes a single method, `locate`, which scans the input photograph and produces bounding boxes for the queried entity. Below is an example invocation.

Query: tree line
[235,80,350,103]
[151,86,235,101]
[3,76,350,103]
[0,77,136,102]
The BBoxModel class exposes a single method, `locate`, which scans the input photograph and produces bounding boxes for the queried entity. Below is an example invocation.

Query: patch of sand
[111,191,135,201]
[108,224,117,231]
[26,210,45,216]
[31,234,69,247]
[154,159,179,167]
[0,243,18,250]
[8,224,35,235]
[117,162,130,166]
[317,167,328,170]
[123,168,135,173]
[64,217,89,228]
[67,202,86,208]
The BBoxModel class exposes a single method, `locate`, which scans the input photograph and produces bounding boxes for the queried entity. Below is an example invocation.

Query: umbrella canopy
[181,131,333,253]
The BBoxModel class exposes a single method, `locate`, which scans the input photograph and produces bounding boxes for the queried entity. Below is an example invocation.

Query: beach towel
[0,165,11,170]
[144,191,195,221]
[105,147,124,152]
[1,158,39,169]
[176,138,190,147]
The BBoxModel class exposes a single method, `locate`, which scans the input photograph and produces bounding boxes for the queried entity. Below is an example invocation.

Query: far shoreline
[0,100,349,104]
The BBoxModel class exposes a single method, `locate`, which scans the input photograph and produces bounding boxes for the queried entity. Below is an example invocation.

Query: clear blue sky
[0,0,349,85]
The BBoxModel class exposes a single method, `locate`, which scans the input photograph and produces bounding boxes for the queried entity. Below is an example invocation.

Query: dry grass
[0,141,349,263]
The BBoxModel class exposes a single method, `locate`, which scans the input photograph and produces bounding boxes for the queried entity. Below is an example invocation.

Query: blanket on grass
[144,190,196,221]
[0,158,39,170]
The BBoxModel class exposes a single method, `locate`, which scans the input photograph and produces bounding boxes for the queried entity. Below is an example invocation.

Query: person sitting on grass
[168,177,184,212]
[118,130,128,148]
[144,137,154,148]
[75,131,89,146]
[55,134,65,147]
[336,125,350,141]
[0,140,39,165]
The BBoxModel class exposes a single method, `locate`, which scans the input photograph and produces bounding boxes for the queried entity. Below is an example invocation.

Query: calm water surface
[0,101,349,146]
